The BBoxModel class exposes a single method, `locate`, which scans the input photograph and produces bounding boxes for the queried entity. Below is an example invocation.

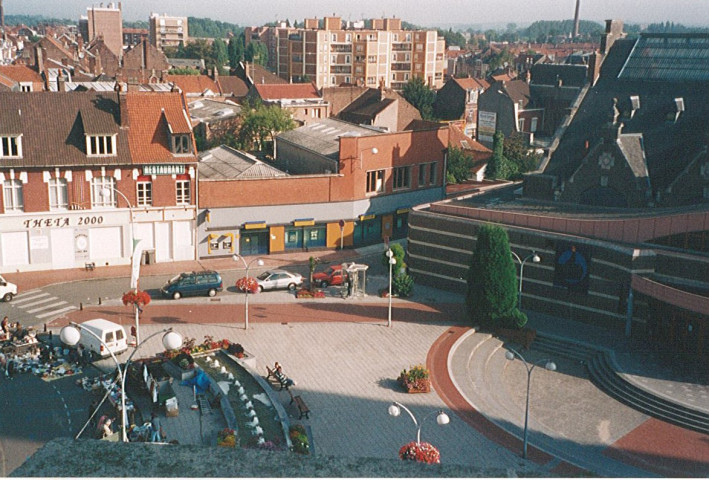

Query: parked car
[0,275,17,302]
[312,264,348,288]
[256,270,304,292]
[160,271,223,300]
[78,318,128,358]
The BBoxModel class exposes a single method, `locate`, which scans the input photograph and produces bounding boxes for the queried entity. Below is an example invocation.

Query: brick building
[79,3,123,58]
[0,90,198,272]
[149,13,188,50]
[197,118,448,257]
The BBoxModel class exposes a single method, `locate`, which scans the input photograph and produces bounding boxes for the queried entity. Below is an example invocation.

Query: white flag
[130,239,144,290]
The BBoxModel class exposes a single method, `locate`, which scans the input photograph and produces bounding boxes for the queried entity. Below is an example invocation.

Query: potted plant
[227,343,245,358]
[399,441,441,464]
[398,364,431,393]
[236,276,259,293]
[217,427,237,447]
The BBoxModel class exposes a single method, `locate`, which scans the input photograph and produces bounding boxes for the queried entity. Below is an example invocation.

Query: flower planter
[405,382,431,394]
[398,364,431,393]
[296,289,325,299]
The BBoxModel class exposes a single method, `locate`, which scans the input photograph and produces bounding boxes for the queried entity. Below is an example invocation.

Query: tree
[466,224,526,329]
[244,42,268,66]
[210,38,228,72]
[485,130,510,180]
[446,146,474,184]
[503,132,543,179]
[238,102,296,154]
[401,76,436,120]
[228,34,245,70]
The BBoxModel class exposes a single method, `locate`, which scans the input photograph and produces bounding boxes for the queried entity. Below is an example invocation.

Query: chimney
[57,75,66,92]
[34,44,44,74]
[378,78,385,101]
[116,82,128,127]
[573,0,581,38]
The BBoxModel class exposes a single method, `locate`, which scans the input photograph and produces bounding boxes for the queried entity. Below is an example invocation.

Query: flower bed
[217,428,237,447]
[295,289,325,299]
[289,424,309,455]
[398,364,431,393]
[399,441,440,464]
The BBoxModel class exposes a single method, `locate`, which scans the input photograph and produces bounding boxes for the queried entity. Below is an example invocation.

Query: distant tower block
[573,0,581,37]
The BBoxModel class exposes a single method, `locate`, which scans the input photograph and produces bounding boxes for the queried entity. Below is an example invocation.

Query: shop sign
[243,222,266,230]
[293,218,315,227]
[359,214,376,221]
[143,164,186,176]
[22,215,104,229]
[396,208,410,214]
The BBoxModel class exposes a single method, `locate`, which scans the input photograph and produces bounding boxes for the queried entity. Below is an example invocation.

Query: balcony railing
[331,66,352,74]
[331,45,352,53]
[392,43,412,51]
[391,63,411,71]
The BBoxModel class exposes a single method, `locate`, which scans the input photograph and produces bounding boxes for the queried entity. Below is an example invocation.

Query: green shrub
[493,308,528,329]
[392,273,414,297]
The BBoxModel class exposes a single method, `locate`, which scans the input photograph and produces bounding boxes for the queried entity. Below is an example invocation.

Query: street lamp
[359,146,378,169]
[388,401,450,444]
[233,255,264,330]
[510,251,540,309]
[386,248,397,328]
[101,186,142,345]
[504,346,556,459]
[60,323,182,442]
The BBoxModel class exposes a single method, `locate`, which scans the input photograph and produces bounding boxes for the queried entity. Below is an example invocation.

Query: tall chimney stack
[573,0,581,38]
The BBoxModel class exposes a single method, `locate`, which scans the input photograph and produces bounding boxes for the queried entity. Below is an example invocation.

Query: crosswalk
[9,289,78,320]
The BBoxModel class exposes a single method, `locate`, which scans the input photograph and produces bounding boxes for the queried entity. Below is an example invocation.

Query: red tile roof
[451,77,489,91]
[0,65,44,84]
[123,91,195,163]
[164,75,222,95]
[254,83,320,100]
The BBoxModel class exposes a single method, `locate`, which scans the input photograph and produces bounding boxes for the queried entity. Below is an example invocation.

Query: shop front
[240,223,269,256]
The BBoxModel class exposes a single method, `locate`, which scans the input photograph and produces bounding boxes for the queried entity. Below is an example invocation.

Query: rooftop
[276,118,376,159]
[199,145,287,180]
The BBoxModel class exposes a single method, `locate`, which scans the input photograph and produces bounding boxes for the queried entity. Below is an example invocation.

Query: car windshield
[168,275,182,284]
[256,272,271,280]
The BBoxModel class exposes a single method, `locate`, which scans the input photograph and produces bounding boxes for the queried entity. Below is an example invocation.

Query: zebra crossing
[8,289,78,320]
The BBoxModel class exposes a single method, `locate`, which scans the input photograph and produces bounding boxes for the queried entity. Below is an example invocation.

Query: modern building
[79,3,123,58]
[248,16,445,90]
[246,83,329,125]
[149,13,188,50]
[0,89,198,272]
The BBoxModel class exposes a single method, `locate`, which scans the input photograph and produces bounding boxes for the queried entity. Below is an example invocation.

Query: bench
[288,390,310,419]
[266,365,292,391]
[84,262,96,271]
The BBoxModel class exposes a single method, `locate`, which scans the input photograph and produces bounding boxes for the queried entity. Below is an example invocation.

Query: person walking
[6,355,16,379]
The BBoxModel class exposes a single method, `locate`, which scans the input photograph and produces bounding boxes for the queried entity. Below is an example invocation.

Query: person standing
[6,355,16,379]
[1,316,9,337]
[150,412,162,442]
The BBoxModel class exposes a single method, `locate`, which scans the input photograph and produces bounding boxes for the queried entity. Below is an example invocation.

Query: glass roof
[618,34,709,81]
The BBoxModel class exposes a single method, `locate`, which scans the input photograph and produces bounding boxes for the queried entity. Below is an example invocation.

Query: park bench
[266,365,292,391]
[84,262,96,271]
[288,390,311,419]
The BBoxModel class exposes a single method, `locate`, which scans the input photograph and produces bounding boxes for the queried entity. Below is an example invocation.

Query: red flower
[121,290,151,307]
[398,441,440,464]
[236,276,259,293]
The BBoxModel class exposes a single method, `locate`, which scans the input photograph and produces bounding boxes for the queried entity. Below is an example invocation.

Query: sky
[5,0,709,28]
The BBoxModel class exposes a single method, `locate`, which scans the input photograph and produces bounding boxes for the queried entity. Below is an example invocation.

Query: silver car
[255,270,304,292]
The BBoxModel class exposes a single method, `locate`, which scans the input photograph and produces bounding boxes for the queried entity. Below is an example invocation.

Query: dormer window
[172,134,191,154]
[0,135,22,158]
[86,135,116,156]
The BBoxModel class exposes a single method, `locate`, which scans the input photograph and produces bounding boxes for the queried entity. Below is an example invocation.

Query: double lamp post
[233,254,264,330]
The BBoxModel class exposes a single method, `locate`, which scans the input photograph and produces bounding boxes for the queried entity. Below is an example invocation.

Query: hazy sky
[5,0,709,28]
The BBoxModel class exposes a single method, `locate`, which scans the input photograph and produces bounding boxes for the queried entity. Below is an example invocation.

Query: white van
[0,275,18,302]
[79,319,128,358]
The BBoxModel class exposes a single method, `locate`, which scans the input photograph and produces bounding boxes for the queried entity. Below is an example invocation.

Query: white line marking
[37,306,78,318]
[11,292,50,305]
[27,301,68,313]
[14,289,41,297]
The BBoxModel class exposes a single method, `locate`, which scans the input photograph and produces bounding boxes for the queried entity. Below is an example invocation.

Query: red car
[312,264,348,288]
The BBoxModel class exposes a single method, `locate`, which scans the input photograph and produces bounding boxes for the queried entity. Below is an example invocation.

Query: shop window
[222,239,232,250]
[90,176,116,208]
[2,179,24,212]
[366,169,384,193]
[209,239,219,251]
[393,166,411,190]
[48,178,68,210]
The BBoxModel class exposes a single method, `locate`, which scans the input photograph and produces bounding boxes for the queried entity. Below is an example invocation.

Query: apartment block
[249,16,445,91]
[80,2,123,58]
[149,13,188,50]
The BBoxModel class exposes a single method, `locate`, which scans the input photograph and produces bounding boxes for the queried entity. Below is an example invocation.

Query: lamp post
[504,346,556,459]
[101,186,142,345]
[359,146,378,169]
[510,251,540,309]
[388,401,450,444]
[60,323,182,442]
[386,248,397,328]
[233,255,264,330]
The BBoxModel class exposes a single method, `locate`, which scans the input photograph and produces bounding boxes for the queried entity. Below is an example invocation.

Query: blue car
[160,271,223,300]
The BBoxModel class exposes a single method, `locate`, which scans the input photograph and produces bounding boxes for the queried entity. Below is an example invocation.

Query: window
[87,135,115,156]
[405,33,411,41]
[429,162,436,185]
[393,166,411,190]
[404,73,410,80]
[518,118,525,131]
[393,34,398,41]
[405,53,410,61]
[48,178,68,210]
[418,164,427,186]
[0,136,21,157]
[172,134,191,154]
[19,83,32,92]
[345,55,350,63]
[176,179,190,205]
[346,33,352,42]
[530,117,538,132]
[137,178,152,207]
[332,34,337,41]
[331,76,336,84]
[90,176,116,207]
[345,76,350,83]
[331,55,337,63]
[2,179,23,212]
[366,170,384,193]
[367,76,375,85]
[367,55,376,63]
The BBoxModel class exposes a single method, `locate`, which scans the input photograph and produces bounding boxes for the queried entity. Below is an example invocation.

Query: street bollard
[98,297,102,305]
[80,302,83,311]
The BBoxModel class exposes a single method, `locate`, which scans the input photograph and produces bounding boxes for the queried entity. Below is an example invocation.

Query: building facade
[80,3,123,58]
[248,16,445,90]
[149,13,188,50]
[0,90,198,272]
